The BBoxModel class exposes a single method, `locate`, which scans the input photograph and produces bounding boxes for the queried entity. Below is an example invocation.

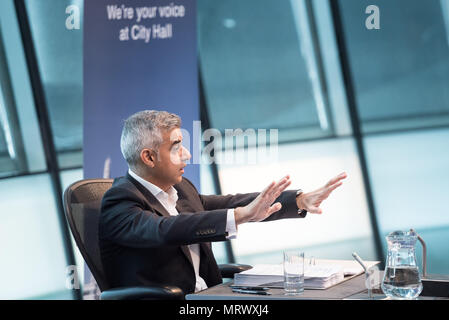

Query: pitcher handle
[410,229,427,277]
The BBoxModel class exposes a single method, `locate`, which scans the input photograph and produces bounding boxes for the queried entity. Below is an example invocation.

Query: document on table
[233,259,380,290]
[308,259,379,276]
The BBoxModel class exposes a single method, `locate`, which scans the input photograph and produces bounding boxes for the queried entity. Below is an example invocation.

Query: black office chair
[63,178,251,300]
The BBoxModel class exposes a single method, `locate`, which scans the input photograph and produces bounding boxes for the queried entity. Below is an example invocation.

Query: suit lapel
[126,172,171,217]
[199,242,216,284]
[200,242,213,261]
[126,173,194,268]
[174,183,215,275]
[174,193,196,268]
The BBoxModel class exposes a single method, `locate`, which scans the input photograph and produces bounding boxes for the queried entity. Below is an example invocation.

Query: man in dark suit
[99,110,346,294]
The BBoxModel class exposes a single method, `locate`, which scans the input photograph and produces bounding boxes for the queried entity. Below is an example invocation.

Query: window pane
[0,122,15,175]
[198,0,333,143]
[0,27,31,177]
[216,139,377,264]
[339,0,449,132]
[0,123,7,152]
[365,128,449,274]
[25,0,83,168]
[60,168,85,288]
[0,83,11,171]
[0,0,48,176]
[0,174,72,299]
[0,102,16,176]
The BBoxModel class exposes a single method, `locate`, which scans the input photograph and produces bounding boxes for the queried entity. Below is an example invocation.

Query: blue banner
[84,0,199,184]
[83,0,198,299]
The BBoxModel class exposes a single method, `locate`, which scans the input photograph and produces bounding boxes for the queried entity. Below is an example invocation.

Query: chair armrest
[219,263,253,279]
[100,285,184,300]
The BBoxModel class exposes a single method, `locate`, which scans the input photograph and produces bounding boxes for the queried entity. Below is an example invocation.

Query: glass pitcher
[381,230,423,299]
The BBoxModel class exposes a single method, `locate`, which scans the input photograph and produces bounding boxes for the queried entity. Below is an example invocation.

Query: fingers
[273,177,291,197]
[306,173,346,214]
[267,202,282,215]
[260,175,289,198]
[324,181,343,196]
[265,175,291,200]
[260,181,276,198]
[325,172,347,188]
[309,206,322,214]
[313,181,343,208]
[321,172,346,198]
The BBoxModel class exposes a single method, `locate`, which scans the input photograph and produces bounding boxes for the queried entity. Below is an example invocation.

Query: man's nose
[181,146,191,161]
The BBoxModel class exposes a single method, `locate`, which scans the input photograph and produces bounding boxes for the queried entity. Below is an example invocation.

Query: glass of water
[283,251,305,295]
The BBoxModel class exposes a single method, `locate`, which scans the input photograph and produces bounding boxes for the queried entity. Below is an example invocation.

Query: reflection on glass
[0,31,28,177]
[25,0,83,168]
[198,0,332,143]
[0,111,15,176]
[339,0,449,132]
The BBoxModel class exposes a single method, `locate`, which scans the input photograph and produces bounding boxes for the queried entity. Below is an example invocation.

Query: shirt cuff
[225,209,237,240]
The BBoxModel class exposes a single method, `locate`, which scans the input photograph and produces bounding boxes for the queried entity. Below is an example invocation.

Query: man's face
[152,128,191,186]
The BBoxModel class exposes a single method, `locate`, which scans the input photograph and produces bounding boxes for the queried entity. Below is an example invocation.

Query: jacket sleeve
[99,186,228,248]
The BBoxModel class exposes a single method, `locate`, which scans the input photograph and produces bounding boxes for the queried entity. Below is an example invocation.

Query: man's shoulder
[111,175,135,189]
[102,175,142,202]
[102,175,200,201]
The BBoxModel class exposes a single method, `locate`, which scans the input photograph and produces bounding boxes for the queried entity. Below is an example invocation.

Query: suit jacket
[99,173,306,294]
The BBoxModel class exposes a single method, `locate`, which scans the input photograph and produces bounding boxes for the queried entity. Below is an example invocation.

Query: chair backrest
[63,179,113,291]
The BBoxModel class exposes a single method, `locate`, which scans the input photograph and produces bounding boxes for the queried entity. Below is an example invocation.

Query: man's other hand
[296,172,347,214]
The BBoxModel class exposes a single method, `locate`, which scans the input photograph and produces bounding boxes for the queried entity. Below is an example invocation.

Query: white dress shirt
[128,169,237,292]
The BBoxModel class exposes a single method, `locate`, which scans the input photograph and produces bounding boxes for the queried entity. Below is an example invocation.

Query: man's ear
[140,148,157,168]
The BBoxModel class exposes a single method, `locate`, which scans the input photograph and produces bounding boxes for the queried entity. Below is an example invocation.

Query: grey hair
[120,110,181,169]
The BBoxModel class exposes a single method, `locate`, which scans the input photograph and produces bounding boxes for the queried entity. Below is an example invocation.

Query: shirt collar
[128,168,178,201]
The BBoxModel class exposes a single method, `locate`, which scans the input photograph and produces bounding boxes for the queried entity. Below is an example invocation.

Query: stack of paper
[304,264,345,289]
[233,264,285,288]
[233,259,380,290]
[234,263,344,289]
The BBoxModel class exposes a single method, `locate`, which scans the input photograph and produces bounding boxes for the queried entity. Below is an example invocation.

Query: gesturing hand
[234,176,292,225]
[296,172,347,214]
